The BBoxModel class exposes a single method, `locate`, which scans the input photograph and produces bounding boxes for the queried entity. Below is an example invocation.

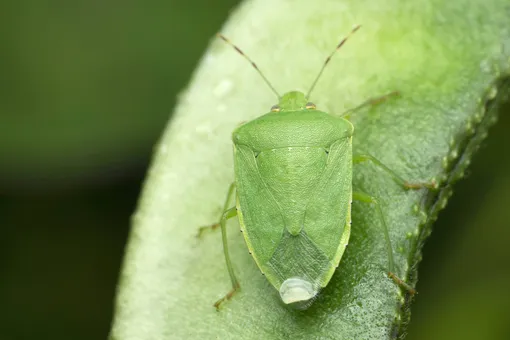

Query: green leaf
[110,0,510,339]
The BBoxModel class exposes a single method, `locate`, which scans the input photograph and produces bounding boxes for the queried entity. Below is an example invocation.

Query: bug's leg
[340,91,400,118]
[195,182,241,308]
[353,154,437,190]
[197,182,236,237]
[214,207,240,310]
[352,191,417,295]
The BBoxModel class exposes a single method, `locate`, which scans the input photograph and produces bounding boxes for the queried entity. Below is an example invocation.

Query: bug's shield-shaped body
[232,92,354,305]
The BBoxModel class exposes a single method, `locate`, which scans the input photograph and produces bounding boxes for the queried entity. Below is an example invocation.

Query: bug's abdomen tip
[279,278,317,304]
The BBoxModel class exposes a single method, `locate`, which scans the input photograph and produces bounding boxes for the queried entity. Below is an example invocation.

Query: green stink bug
[199,25,433,310]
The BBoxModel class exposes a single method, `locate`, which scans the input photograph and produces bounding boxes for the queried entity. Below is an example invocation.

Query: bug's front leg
[340,91,400,118]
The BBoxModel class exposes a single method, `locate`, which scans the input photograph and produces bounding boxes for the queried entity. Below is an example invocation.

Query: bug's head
[271,91,316,112]
[279,277,318,306]
[219,25,361,115]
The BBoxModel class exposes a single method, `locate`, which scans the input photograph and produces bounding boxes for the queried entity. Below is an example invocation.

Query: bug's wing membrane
[303,137,352,286]
[234,144,285,269]
[259,138,352,290]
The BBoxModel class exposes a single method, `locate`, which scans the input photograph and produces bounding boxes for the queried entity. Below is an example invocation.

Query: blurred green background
[1,1,508,339]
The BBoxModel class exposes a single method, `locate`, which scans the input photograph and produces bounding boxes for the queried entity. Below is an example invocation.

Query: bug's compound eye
[279,277,317,304]
[305,102,316,109]
[270,104,281,112]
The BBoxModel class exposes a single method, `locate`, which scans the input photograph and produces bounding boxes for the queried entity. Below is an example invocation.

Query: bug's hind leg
[196,182,236,238]
[195,182,241,309]
[213,207,240,310]
[353,154,437,190]
[353,191,416,295]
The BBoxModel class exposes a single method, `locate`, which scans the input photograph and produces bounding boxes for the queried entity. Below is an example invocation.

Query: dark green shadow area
[0,0,239,339]
[407,101,510,340]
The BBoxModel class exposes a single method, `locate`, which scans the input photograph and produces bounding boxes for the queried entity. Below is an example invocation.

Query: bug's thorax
[232,92,353,152]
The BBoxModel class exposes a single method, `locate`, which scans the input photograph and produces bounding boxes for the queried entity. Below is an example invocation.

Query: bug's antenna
[217,33,281,99]
[306,25,361,100]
